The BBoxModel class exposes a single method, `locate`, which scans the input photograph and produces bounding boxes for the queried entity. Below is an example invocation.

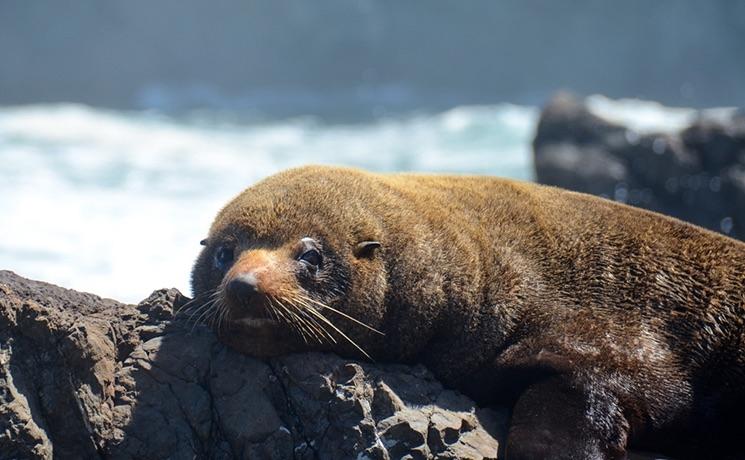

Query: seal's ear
[354,241,381,259]
[200,238,208,246]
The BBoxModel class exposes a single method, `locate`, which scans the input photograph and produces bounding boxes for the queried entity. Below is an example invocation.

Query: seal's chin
[232,317,280,328]
[219,297,307,358]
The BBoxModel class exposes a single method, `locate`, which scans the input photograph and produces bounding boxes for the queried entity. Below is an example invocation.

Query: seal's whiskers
[292,298,374,360]
[275,295,333,345]
[269,296,312,343]
[275,290,336,344]
[176,288,218,320]
[190,297,220,333]
[294,294,384,336]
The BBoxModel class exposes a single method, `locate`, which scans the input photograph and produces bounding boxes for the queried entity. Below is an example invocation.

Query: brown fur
[191,165,745,459]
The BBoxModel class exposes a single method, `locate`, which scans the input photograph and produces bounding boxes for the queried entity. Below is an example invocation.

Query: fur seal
[191,165,745,459]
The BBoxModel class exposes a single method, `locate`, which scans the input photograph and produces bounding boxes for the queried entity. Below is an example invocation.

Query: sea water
[0,103,538,301]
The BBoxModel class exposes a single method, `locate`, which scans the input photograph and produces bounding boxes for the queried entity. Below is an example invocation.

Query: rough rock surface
[0,270,504,459]
[533,92,745,240]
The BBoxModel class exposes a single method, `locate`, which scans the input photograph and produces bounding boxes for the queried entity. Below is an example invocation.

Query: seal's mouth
[225,293,274,324]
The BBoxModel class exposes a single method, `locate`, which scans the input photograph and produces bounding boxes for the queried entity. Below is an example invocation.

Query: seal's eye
[299,249,322,267]
[214,246,235,270]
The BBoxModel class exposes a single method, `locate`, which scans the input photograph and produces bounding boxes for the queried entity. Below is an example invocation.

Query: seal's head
[190,166,389,359]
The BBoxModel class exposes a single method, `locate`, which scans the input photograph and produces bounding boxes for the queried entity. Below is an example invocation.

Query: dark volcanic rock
[0,271,503,460]
[533,92,745,240]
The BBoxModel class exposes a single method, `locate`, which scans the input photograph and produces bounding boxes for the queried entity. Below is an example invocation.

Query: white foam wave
[586,94,737,134]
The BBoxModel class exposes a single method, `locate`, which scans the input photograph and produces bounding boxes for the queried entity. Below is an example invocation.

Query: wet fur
[192,166,745,459]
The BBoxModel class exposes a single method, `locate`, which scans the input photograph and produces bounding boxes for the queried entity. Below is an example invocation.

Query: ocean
[0,103,538,302]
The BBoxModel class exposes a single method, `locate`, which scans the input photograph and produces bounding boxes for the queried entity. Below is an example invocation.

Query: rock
[0,270,504,459]
[533,92,745,240]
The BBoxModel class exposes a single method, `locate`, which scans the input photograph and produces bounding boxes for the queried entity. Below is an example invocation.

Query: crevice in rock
[204,359,238,459]
[167,381,207,458]
[268,361,320,460]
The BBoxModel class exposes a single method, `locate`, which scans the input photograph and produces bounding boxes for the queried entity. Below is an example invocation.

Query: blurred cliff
[2,0,744,117]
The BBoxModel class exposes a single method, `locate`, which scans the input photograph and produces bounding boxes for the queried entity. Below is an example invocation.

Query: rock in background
[0,270,504,460]
[533,92,745,240]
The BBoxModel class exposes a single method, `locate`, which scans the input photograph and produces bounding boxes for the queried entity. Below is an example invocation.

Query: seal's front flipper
[505,375,629,460]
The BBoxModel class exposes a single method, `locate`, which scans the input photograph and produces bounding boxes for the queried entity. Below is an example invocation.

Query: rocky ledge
[533,92,745,240]
[0,270,505,460]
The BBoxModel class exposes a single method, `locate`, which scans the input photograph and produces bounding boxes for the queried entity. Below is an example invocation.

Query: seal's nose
[227,273,258,300]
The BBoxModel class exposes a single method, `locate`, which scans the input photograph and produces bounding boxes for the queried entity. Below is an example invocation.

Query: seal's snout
[222,249,293,320]
[227,273,258,301]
